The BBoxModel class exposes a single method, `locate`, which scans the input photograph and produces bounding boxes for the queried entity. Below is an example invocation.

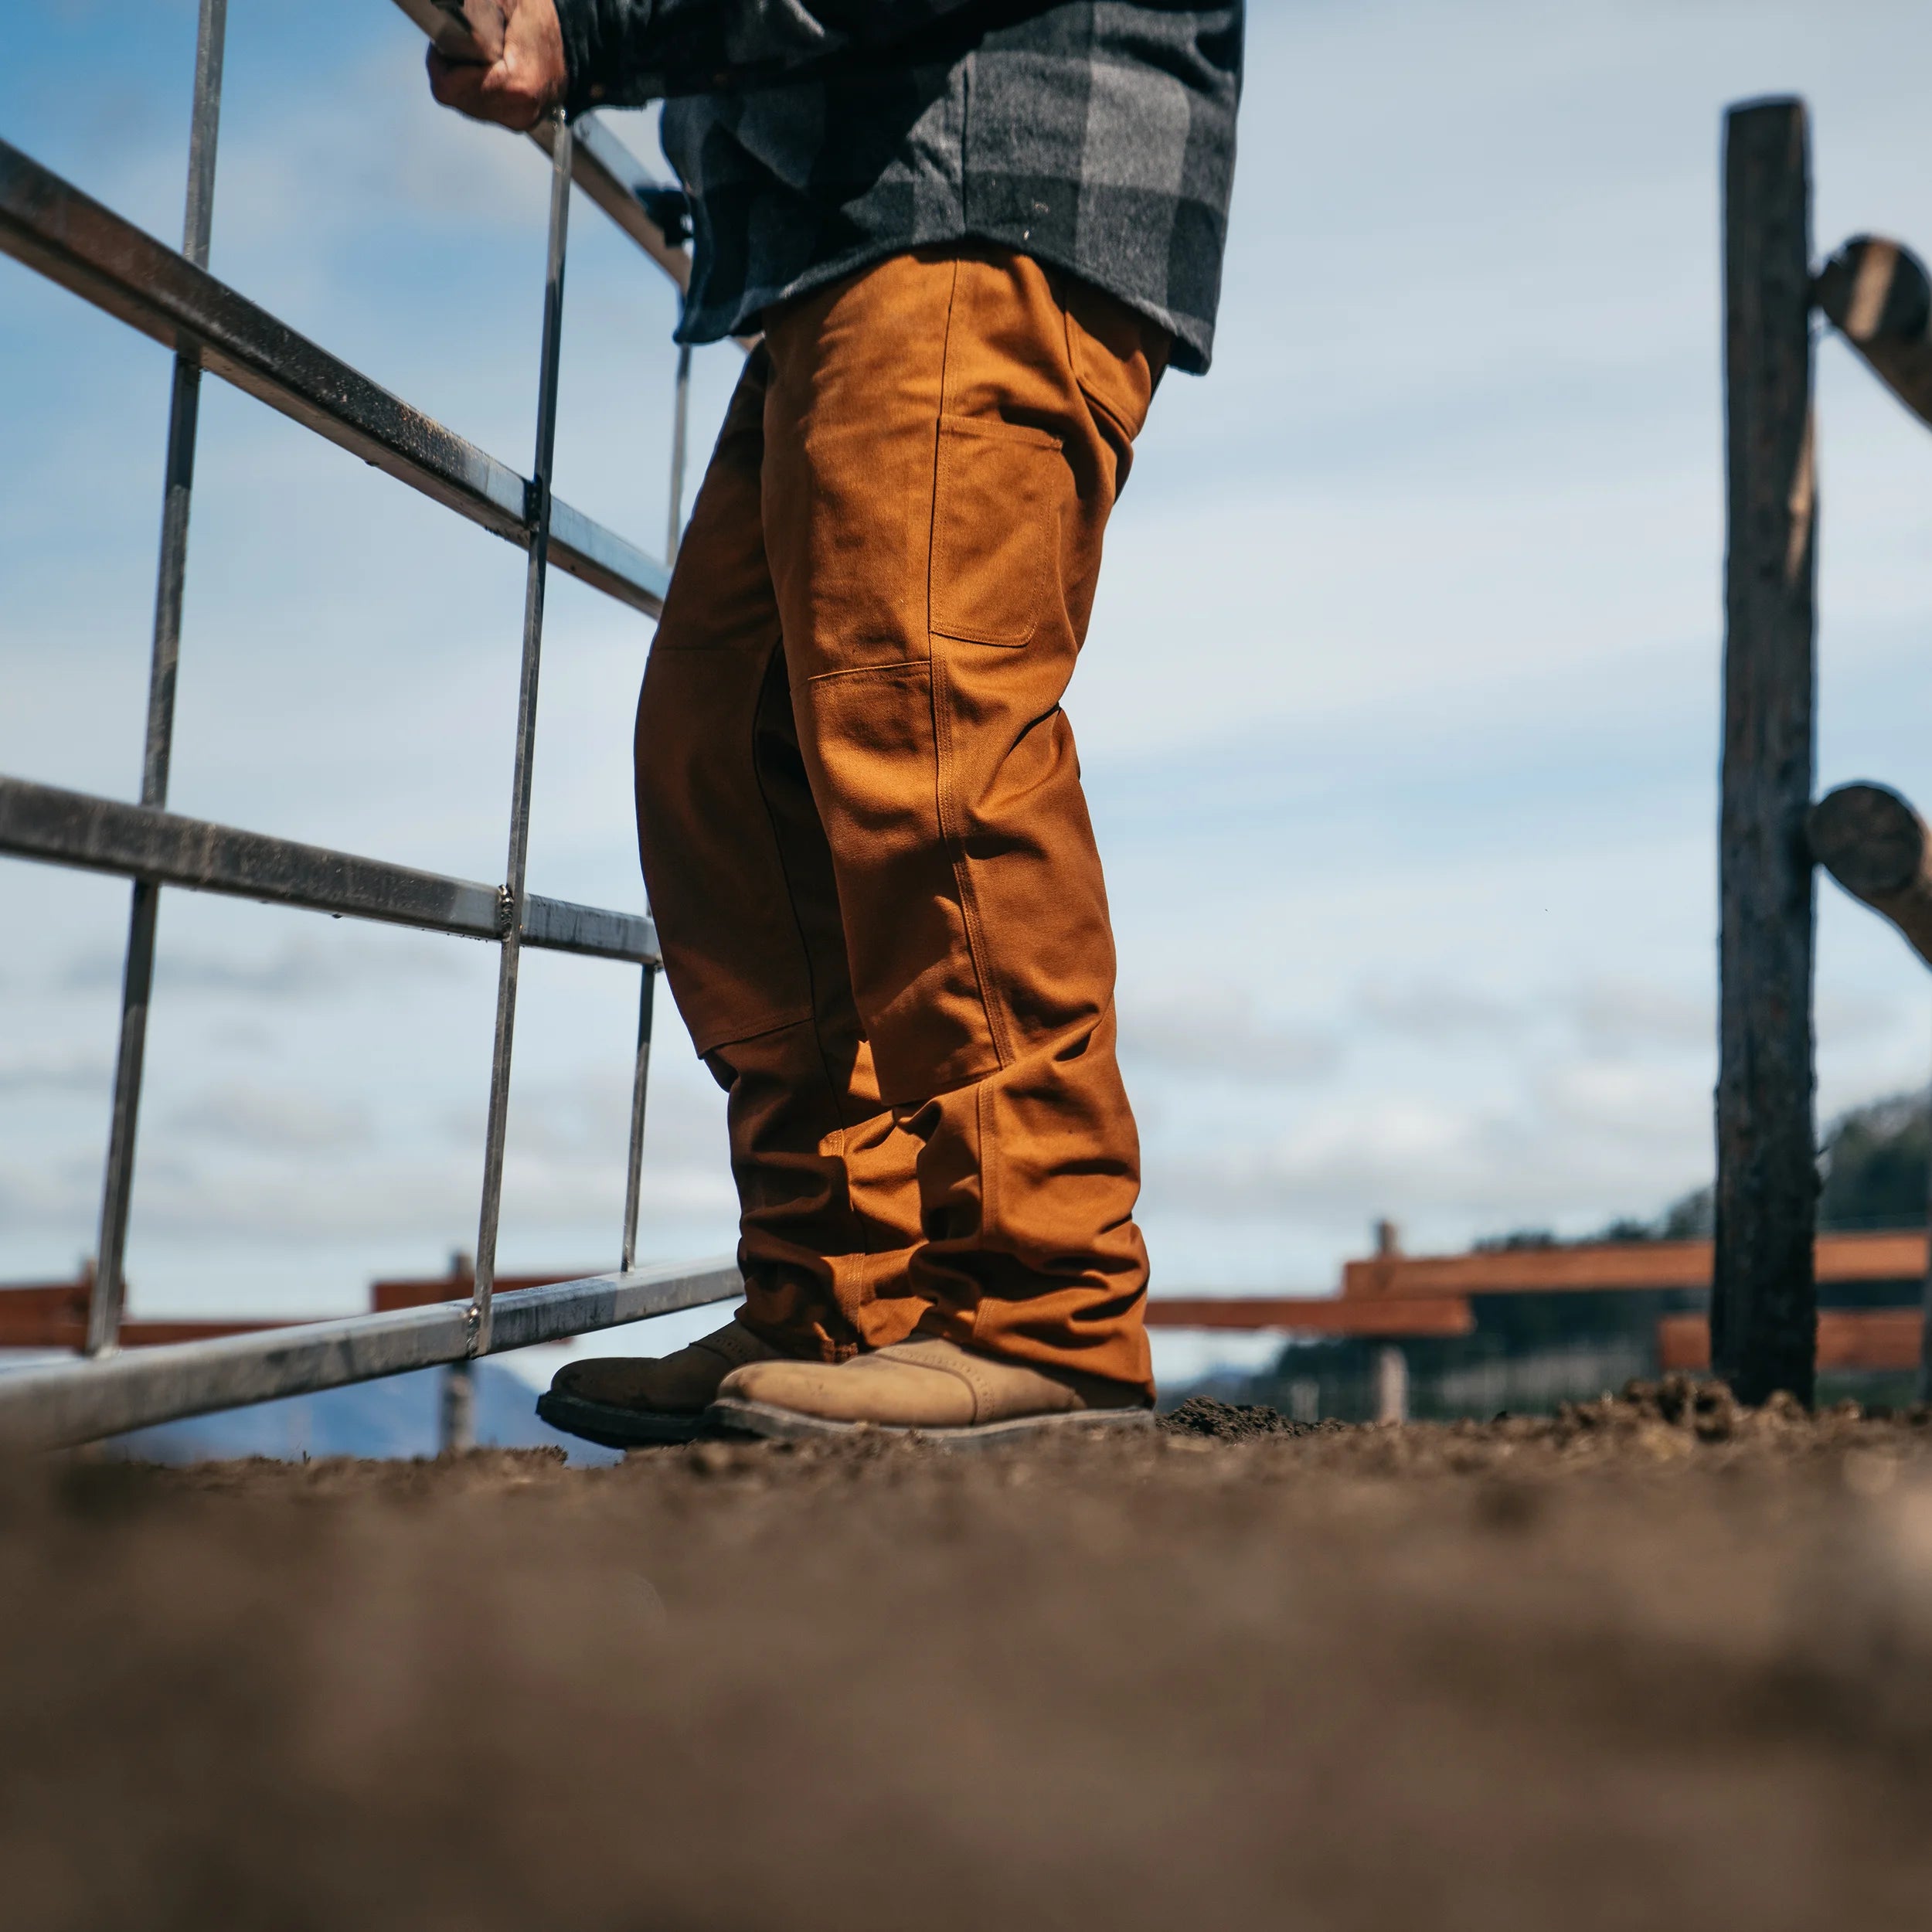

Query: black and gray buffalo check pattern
[555,0,1243,374]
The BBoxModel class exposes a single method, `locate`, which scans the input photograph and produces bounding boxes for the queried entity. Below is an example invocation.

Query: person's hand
[426,0,566,131]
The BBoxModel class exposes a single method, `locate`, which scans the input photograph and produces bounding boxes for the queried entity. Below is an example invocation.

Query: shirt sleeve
[553,0,993,111]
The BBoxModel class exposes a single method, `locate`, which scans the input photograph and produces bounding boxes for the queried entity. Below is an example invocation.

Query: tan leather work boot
[537,1319,787,1447]
[709,1336,1152,1447]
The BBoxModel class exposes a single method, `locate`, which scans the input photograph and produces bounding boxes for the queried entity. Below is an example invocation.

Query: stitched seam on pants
[930,655,1010,1071]
[798,660,928,688]
[967,1077,995,1349]
[927,257,1012,1072]
[689,1009,818,1059]
[747,638,863,1175]
[743,634,884,1289]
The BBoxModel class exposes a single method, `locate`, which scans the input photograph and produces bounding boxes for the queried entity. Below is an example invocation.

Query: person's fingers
[422,0,563,130]
[427,49,525,126]
[426,47,481,114]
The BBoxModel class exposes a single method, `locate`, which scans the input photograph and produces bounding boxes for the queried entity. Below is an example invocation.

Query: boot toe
[551,1359,653,1405]
[715,1359,828,1410]
[716,1354,975,1426]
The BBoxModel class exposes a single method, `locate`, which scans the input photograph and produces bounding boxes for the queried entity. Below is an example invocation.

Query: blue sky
[6,1,1932,1390]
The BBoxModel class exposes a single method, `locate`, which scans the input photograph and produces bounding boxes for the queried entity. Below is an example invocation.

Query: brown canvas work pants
[635,246,1167,1398]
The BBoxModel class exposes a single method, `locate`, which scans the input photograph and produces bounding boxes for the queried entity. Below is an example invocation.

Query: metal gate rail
[0,776,658,963]
[0,138,670,614]
[3,1258,742,1451]
[0,0,742,1451]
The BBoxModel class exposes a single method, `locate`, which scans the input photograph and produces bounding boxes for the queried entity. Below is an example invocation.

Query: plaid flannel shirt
[554,0,1242,374]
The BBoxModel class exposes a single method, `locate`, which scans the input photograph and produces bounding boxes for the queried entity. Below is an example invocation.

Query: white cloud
[57,935,463,999]
[1536,1059,1707,1150]
[1356,979,1522,1043]
[0,1046,111,1095]
[162,1082,374,1155]
[1569,980,1711,1054]
[1120,991,1339,1084]
[0,1131,731,1247]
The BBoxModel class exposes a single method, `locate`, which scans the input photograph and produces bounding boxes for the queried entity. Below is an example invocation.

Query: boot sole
[706,1396,1155,1451]
[536,1389,709,1450]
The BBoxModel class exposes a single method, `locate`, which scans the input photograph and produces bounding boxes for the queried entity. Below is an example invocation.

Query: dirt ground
[8,1381,1932,1932]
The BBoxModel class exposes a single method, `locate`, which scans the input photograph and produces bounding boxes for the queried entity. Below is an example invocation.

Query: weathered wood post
[1373,1346,1408,1425]
[439,1247,478,1453]
[1808,784,1932,969]
[440,1359,477,1455]
[1715,98,1818,1406]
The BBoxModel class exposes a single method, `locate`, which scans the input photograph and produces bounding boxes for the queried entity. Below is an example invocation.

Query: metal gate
[0,0,742,1450]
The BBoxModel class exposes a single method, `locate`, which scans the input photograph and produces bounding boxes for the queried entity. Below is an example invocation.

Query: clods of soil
[1161,1393,1312,1440]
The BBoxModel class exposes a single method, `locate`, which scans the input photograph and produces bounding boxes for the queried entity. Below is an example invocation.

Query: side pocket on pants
[928,417,1065,648]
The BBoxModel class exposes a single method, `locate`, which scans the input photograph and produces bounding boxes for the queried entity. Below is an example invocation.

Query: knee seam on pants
[925,268,1009,1064]
[925,594,1012,1074]
[692,1009,819,1060]
[747,639,860,1131]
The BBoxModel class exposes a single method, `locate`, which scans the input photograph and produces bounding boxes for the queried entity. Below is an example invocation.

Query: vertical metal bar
[87,0,227,1357]
[620,965,656,1271]
[631,311,679,1272]
[1713,97,1818,1408]
[471,113,573,1357]
[665,335,692,565]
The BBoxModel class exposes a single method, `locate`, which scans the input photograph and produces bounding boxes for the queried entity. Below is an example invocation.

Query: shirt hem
[675,232,1213,376]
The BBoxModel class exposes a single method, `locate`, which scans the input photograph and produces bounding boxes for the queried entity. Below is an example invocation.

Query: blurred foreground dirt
[7,1382,1932,1931]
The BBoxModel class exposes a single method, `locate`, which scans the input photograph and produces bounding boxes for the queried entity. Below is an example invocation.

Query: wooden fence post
[440,1359,476,1455]
[1715,97,1818,1406]
[1373,1345,1409,1425]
